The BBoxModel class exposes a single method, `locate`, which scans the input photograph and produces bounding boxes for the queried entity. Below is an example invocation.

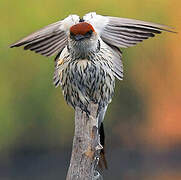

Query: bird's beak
[74,34,85,41]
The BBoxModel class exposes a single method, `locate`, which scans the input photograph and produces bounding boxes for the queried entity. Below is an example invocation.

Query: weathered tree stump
[66,103,103,180]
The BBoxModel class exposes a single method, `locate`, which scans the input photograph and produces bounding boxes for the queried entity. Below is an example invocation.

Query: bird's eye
[70,31,74,37]
[87,30,93,35]
[85,30,93,37]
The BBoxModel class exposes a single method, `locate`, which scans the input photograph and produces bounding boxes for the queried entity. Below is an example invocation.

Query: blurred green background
[1,0,181,179]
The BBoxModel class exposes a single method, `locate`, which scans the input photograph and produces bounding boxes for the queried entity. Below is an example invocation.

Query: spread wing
[83,12,175,48]
[110,45,123,80]
[10,15,80,56]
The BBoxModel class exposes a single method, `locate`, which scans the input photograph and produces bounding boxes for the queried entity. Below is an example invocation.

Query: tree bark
[66,103,103,180]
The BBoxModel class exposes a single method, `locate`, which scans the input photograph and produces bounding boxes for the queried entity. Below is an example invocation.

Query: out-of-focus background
[1,0,181,179]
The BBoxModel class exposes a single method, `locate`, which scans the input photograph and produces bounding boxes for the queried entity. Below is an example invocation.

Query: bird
[10,12,174,168]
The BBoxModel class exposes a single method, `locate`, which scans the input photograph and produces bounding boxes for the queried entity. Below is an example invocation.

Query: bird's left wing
[10,15,80,56]
[83,12,174,48]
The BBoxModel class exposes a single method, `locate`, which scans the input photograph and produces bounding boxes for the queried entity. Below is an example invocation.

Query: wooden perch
[66,103,103,180]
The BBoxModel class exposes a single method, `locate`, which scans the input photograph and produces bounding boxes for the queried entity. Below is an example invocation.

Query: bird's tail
[99,122,108,169]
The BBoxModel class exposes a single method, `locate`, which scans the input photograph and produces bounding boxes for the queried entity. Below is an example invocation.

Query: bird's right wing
[10,15,80,56]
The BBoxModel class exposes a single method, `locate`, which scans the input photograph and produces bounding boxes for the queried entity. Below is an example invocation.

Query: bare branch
[66,103,103,180]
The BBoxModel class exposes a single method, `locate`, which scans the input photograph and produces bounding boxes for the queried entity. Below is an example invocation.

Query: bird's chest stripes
[66,60,102,94]
[59,59,114,109]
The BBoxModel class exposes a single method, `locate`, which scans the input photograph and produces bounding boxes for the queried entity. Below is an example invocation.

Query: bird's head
[70,22,95,41]
[68,22,99,57]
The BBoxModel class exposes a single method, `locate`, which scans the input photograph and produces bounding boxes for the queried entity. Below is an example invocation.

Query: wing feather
[10,15,80,56]
[84,12,175,49]
[24,36,58,51]
[41,39,67,56]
